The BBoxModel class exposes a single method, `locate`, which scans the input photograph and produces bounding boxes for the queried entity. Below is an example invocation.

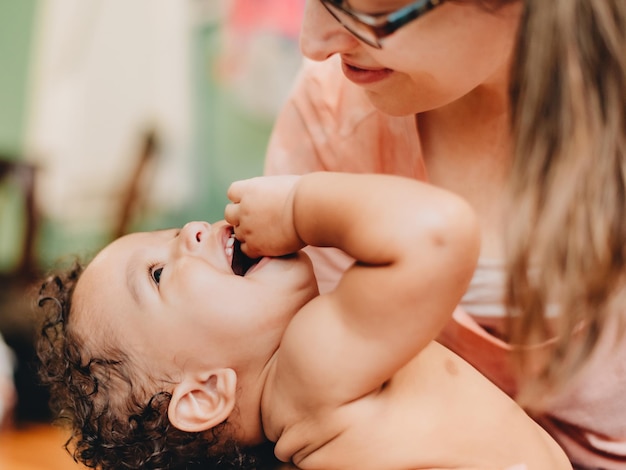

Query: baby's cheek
[176,270,237,315]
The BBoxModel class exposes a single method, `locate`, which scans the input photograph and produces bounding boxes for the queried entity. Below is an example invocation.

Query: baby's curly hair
[35,261,279,469]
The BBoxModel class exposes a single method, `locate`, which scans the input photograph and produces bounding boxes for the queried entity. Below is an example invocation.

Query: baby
[36,172,571,469]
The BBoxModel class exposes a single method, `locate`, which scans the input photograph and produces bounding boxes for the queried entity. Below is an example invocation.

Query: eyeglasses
[320,0,445,48]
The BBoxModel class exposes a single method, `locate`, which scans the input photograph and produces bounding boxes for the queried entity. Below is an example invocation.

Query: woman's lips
[341,60,393,85]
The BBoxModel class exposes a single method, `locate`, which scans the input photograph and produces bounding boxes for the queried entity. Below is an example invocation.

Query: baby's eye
[151,266,164,286]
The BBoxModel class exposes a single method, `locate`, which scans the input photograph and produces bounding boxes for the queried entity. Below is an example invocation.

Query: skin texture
[69,173,571,469]
[271,0,522,263]
[72,220,318,445]
[262,1,626,468]
[301,0,520,117]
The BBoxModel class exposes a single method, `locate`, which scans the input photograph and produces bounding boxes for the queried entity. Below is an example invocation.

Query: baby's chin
[266,254,318,312]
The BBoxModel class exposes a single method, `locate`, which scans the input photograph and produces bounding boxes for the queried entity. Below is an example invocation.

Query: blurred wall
[25,0,193,232]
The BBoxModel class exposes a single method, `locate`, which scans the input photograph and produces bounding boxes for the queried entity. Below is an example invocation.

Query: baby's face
[71,221,318,379]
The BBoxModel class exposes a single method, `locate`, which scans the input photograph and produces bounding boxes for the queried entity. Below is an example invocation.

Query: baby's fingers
[224,202,240,227]
[227,179,251,203]
[237,239,262,260]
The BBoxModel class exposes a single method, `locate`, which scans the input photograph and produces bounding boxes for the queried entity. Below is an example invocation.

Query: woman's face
[301,0,523,116]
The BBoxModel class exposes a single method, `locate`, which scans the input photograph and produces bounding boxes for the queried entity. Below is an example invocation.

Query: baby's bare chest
[275,344,499,469]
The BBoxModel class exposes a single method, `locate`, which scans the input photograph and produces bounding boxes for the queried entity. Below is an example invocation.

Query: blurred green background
[0,0,297,273]
[0,0,38,158]
[0,0,39,273]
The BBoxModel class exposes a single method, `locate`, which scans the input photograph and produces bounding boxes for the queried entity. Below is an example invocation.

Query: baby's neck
[235,351,280,447]
[258,351,285,444]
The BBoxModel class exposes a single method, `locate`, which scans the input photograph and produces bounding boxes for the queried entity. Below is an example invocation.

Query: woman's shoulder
[282,57,423,174]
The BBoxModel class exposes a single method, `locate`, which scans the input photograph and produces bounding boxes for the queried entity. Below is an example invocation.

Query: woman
[264,1,626,468]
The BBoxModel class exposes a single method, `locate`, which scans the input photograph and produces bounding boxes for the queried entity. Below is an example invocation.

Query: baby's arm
[227,172,480,404]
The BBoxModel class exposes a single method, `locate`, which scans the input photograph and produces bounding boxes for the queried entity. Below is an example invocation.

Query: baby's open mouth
[228,231,261,276]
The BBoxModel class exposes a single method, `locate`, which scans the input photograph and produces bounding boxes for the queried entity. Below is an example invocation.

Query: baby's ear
[168,368,237,433]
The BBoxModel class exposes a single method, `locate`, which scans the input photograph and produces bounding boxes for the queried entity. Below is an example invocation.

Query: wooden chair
[0,157,40,283]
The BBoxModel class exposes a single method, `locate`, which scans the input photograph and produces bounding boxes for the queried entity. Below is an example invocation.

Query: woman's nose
[177,221,211,253]
[300,0,360,61]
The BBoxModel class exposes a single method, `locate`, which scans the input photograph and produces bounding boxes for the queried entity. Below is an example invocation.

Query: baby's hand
[225,175,305,258]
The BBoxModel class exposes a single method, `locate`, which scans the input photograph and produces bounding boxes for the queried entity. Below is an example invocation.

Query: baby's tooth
[226,237,235,248]
[226,247,233,256]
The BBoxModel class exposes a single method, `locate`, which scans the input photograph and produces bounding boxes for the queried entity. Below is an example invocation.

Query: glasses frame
[320,0,445,48]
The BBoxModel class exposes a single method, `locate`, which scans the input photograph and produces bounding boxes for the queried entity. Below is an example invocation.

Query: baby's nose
[178,221,211,252]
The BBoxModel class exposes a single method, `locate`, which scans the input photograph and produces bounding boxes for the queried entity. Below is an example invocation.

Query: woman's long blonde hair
[506,0,626,394]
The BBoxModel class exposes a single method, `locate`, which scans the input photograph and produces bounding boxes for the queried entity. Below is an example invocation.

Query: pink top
[265,57,626,470]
